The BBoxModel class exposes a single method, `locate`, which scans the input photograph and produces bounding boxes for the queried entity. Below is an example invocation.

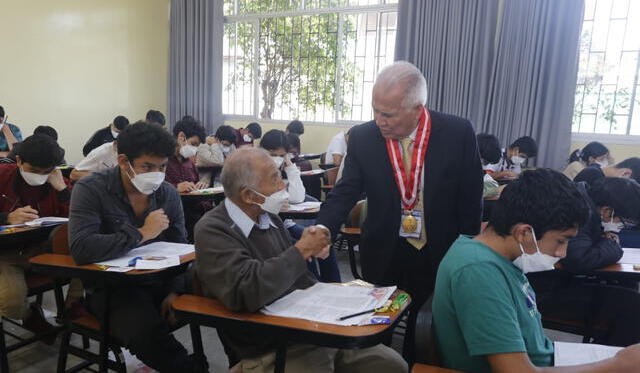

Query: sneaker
[22,303,58,345]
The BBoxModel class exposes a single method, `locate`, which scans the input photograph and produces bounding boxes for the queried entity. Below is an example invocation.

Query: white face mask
[250,188,289,215]
[602,210,624,233]
[271,156,284,168]
[511,155,526,166]
[127,162,165,195]
[243,134,253,143]
[595,160,609,168]
[179,144,198,159]
[222,145,231,154]
[20,167,50,186]
[111,129,119,139]
[512,228,560,274]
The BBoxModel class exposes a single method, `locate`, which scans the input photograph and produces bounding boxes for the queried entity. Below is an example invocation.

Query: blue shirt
[0,123,23,151]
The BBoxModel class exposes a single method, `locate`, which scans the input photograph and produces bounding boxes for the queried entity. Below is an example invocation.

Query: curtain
[169,0,223,133]
[395,0,585,169]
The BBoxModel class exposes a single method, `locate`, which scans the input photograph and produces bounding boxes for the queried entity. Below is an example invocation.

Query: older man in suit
[317,61,483,360]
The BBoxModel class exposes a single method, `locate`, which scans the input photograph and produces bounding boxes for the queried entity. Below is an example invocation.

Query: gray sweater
[194,200,316,358]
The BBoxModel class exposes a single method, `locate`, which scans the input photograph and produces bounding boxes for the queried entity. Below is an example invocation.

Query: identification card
[399,210,422,238]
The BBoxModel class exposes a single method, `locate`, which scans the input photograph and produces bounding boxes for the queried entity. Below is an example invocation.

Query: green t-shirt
[432,235,553,373]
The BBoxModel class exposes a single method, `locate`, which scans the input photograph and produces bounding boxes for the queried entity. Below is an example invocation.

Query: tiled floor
[4,250,580,372]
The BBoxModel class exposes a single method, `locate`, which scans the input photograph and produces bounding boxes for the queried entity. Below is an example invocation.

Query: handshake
[295,225,332,261]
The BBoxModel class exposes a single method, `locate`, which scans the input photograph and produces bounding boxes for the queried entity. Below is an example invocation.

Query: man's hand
[206,136,218,145]
[177,181,196,193]
[138,209,170,243]
[160,292,179,326]
[47,169,67,191]
[295,226,331,260]
[604,232,620,244]
[7,206,39,225]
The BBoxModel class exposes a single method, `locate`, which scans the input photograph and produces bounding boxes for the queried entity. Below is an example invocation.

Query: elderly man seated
[194,148,407,373]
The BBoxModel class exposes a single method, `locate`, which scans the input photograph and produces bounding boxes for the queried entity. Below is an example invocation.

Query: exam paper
[95,242,194,268]
[25,217,69,226]
[261,283,396,326]
[554,341,622,366]
[301,169,325,176]
[286,201,322,212]
[190,186,224,194]
[618,248,640,265]
[134,256,180,270]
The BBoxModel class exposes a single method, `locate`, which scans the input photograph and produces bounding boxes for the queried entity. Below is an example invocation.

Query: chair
[1,228,67,373]
[336,200,366,280]
[320,167,338,200]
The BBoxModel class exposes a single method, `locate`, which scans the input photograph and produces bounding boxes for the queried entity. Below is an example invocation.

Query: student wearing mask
[3,125,66,165]
[69,122,204,372]
[432,168,640,373]
[235,122,262,148]
[286,133,312,172]
[490,136,538,181]
[196,124,237,187]
[0,134,69,341]
[285,120,305,136]
[563,142,610,180]
[166,117,208,193]
[82,115,129,156]
[529,177,640,346]
[477,133,502,198]
[145,109,166,126]
[0,105,23,158]
[70,141,118,182]
[323,130,349,166]
[574,157,640,187]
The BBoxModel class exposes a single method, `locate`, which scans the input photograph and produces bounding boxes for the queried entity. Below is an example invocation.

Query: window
[573,0,640,137]
[222,0,398,125]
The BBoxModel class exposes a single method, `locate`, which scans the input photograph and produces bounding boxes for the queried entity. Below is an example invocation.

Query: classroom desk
[180,189,226,205]
[298,153,323,161]
[0,225,57,248]
[172,290,411,373]
[300,170,324,200]
[29,252,194,373]
[279,206,320,220]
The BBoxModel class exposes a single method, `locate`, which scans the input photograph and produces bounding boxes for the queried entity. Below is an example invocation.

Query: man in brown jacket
[194,148,407,373]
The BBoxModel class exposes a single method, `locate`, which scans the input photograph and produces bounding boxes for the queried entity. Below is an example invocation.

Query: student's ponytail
[569,149,582,163]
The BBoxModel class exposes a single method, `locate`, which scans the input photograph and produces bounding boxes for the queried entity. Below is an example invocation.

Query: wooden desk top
[279,207,320,220]
[598,263,640,274]
[180,189,225,197]
[0,225,57,248]
[412,364,461,373]
[173,290,410,342]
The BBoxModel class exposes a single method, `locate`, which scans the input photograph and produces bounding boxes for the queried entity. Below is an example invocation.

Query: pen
[338,308,378,321]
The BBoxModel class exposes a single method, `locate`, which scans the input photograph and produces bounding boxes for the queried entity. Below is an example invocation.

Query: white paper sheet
[618,248,640,265]
[261,283,396,326]
[286,201,322,212]
[134,256,181,270]
[25,217,69,226]
[301,169,325,176]
[554,341,622,366]
[95,242,194,268]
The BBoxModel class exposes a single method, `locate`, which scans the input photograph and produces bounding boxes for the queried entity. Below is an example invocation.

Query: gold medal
[402,214,418,233]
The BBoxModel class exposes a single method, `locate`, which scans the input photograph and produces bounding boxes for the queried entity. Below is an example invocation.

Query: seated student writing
[82,115,129,156]
[574,157,640,187]
[2,125,67,165]
[286,133,312,172]
[563,142,610,180]
[489,135,538,181]
[166,116,208,192]
[285,119,304,136]
[196,124,237,187]
[145,109,166,126]
[70,141,118,182]
[235,122,262,148]
[0,105,22,158]
[0,134,69,341]
[529,177,640,346]
[69,122,203,372]
[477,133,502,198]
[432,168,640,373]
[194,148,406,373]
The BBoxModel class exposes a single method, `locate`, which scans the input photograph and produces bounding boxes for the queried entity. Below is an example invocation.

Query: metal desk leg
[274,344,287,373]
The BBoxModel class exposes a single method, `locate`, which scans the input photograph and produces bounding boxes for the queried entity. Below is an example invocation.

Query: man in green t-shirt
[433,168,640,373]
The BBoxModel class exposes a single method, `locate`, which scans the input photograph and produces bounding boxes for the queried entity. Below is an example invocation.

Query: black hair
[117,121,177,161]
[476,133,501,164]
[260,129,288,151]
[113,116,130,131]
[181,115,195,121]
[286,120,304,135]
[0,106,4,118]
[588,177,640,220]
[510,136,538,158]
[16,134,65,169]
[145,110,166,126]
[173,117,206,143]
[33,125,58,141]
[286,133,301,152]
[246,122,262,139]
[490,168,588,237]
[569,141,609,163]
[616,157,640,184]
[215,125,237,144]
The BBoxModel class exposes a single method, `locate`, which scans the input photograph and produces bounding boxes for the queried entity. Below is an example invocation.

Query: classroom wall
[570,141,640,163]
[0,0,170,164]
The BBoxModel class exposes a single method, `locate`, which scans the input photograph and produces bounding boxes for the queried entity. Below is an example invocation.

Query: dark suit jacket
[317,111,483,285]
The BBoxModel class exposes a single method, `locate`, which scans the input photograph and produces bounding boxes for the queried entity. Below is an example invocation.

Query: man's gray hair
[374,61,428,108]
[221,147,271,200]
